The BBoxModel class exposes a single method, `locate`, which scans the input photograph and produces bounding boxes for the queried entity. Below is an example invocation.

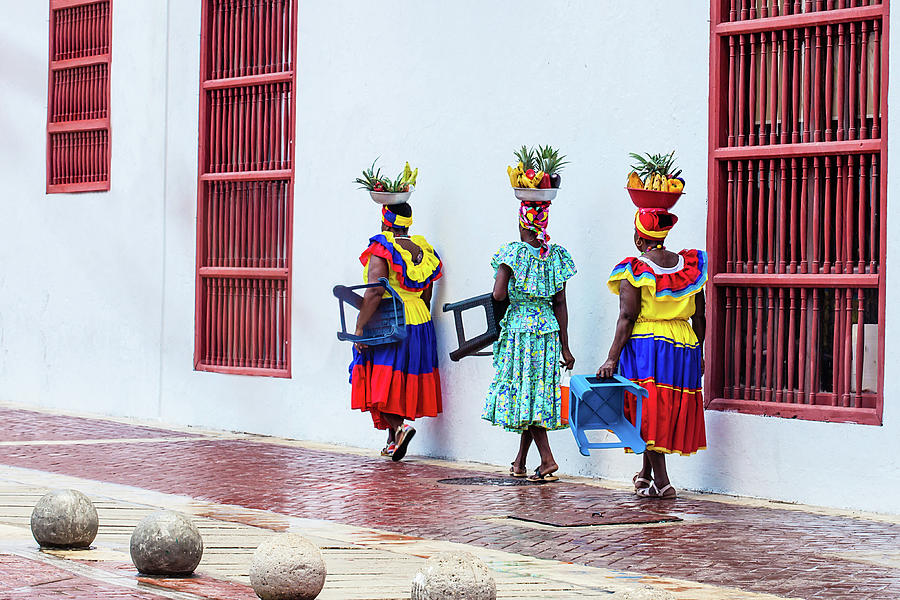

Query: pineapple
[537,144,569,175]
[513,145,539,171]
[354,158,385,191]
[628,150,682,181]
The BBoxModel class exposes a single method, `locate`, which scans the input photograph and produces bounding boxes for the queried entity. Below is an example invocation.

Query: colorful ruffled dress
[607,249,708,455]
[350,232,443,430]
[482,242,576,433]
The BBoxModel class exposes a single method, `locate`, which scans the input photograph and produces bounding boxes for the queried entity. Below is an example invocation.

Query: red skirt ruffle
[350,364,441,429]
[624,380,706,455]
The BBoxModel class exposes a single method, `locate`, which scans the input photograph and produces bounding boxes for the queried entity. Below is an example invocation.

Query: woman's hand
[560,347,575,370]
[353,328,368,352]
[596,358,618,379]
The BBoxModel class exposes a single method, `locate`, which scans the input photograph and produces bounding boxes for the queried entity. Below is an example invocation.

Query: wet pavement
[0,405,897,599]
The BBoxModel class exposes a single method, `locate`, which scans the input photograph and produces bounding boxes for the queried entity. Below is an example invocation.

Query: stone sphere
[249,533,327,600]
[411,551,496,600]
[30,489,99,549]
[129,510,203,576]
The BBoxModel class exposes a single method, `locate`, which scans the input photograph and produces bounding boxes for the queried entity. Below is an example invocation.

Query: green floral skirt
[482,328,567,433]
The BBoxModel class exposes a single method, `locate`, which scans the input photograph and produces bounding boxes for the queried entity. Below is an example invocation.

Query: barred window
[194,0,297,377]
[47,1,112,193]
[706,0,887,424]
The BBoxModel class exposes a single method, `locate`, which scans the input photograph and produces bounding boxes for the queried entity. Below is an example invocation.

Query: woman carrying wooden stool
[350,203,443,461]
[598,208,707,499]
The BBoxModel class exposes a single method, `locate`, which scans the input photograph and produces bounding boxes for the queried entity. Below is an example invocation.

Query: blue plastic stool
[333,277,407,345]
[569,374,649,455]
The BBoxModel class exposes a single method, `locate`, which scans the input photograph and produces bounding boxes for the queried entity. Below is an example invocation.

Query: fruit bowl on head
[514,188,557,204]
[370,190,413,205]
[626,187,683,210]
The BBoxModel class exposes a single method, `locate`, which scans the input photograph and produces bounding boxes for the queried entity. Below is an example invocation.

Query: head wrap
[519,202,551,258]
[634,208,678,241]
[382,205,412,229]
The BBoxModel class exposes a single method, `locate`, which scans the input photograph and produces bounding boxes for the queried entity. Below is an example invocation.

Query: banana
[507,165,520,187]
[651,174,664,191]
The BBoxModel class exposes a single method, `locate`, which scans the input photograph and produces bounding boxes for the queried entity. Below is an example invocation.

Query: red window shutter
[46,1,112,193]
[194,0,297,377]
[707,1,888,424]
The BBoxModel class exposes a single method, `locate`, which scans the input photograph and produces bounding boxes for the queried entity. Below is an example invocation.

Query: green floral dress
[482,242,577,433]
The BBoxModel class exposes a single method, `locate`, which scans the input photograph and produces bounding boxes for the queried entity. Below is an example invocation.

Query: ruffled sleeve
[359,232,443,291]
[608,249,707,300]
[492,242,576,298]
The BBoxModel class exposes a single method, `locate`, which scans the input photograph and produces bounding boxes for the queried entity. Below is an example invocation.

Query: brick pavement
[0,407,897,599]
[0,408,199,442]
[0,554,165,599]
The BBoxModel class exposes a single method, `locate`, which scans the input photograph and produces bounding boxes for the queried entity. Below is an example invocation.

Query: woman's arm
[492,264,512,302]
[354,256,389,343]
[597,280,641,378]
[421,283,433,311]
[692,290,706,375]
[552,284,575,369]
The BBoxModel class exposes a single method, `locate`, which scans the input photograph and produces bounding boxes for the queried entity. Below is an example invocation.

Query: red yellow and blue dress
[350,232,443,430]
[607,249,708,455]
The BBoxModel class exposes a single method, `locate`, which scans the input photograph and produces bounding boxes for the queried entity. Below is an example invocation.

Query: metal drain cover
[509,510,681,527]
[437,477,541,486]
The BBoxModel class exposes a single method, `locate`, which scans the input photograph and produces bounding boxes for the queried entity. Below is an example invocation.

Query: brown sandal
[509,463,527,478]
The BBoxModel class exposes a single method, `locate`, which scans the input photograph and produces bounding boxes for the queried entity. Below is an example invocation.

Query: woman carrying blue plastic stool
[598,208,707,499]
[483,201,576,482]
[350,203,443,461]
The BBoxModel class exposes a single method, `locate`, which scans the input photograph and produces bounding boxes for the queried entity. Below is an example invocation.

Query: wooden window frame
[46,0,112,194]
[193,0,298,378]
[706,0,888,425]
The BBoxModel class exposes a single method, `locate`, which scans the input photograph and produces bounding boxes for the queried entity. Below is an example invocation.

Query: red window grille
[707,0,888,425]
[46,0,112,193]
[194,0,297,377]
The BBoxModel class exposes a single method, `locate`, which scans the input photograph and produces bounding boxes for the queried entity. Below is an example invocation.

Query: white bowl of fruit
[355,159,418,205]
[507,144,567,204]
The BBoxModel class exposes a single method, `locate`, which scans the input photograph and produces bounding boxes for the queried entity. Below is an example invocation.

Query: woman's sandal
[635,482,677,499]
[527,467,559,483]
[391,424,416,462]
[380,443,397,457]
[633,473,652,491]
[509,463,527,478]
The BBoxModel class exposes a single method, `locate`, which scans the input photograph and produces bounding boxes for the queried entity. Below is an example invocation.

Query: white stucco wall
[1,1,897,513]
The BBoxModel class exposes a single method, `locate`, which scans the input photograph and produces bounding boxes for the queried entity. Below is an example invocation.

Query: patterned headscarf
[519,202,551,258]
[382,205,413,229]
[634,208,678,241]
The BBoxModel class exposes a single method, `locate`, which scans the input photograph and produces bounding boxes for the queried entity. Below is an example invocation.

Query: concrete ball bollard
[30,489,99,549]
[129,510,204,576]
[411,551,497,600]
[249,533,327,600]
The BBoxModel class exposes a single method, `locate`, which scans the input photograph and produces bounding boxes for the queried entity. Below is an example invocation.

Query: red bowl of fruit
[626,187,684,210]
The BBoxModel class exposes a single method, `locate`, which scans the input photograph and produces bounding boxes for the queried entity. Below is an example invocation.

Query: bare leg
[381,413,404,438]
[512,430,533,475]
[634,452,652,489]
[646,450,675,496]
[529,426,558,476]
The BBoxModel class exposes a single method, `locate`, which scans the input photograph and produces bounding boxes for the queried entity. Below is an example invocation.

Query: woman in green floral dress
[482,202,576,481]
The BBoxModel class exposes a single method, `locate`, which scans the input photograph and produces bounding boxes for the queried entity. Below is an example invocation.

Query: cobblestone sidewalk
[0,405,897,599]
